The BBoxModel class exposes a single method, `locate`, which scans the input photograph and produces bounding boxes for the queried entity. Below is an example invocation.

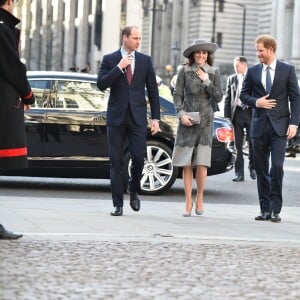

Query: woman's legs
[183,166,193,212]
[195,165,207,211]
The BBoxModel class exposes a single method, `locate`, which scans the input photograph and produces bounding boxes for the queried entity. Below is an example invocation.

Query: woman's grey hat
[183,39,218,58]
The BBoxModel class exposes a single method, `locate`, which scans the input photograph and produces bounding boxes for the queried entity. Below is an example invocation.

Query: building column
[274,0,286,60]
[126,0,143,30]
[75,0,89,71]
[18,1,31,66]
[101,0,122,55]
[88,0,98,73]
[158,6,172,76]
[125,0,144,67]
[63,0,76,71]
[170,1,183,74]
[51,0,64,70]
[180,0,189,63]
[27,0,41,70]
[141,11,151,55]
[39,0,52,70]
[291,0,300,73]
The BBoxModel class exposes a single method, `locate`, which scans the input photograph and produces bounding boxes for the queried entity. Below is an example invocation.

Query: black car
[1,71,235,194]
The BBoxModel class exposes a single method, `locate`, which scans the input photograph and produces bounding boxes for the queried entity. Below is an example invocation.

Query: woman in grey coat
[172,39,223,216]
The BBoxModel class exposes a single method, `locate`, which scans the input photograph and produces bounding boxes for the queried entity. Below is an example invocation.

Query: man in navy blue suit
[97,25,160,216]
[240,35,300,222]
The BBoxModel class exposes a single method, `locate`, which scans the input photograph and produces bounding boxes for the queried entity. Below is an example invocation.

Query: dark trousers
[107,108,147,207]
[232,107,253,176]
[252,118,287,214]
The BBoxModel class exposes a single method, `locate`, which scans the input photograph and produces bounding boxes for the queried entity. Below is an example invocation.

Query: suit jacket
[224,73,239,121]
[240,60,300,137]
[97,50,160,126]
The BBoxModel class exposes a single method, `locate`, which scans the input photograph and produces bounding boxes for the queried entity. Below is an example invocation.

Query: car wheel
[125,140,178,195]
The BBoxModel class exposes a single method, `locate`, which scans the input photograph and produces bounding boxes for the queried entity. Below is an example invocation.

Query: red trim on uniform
[0,147,27,157]
[23,90,33,99]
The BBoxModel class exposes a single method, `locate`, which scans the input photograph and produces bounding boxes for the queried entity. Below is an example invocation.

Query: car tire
[125,140,178,195]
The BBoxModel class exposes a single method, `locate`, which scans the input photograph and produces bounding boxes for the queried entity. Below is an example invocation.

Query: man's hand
[24,104,31,111]
[118,55,133,70]
[151,120,160,135]
[256,95,277,109]
[287,125,298,140]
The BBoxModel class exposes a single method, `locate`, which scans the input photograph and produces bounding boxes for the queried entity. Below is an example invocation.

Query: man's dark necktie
[126,64,133,85]
[266,66,272,93]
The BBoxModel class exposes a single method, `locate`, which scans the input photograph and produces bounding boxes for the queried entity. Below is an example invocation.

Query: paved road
[0,156,299,206]
[1,155,300,299]
[1,196,300,299]
[1,239,300,300]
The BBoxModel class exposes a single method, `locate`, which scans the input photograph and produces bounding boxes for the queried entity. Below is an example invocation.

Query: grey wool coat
[173,63,223,149]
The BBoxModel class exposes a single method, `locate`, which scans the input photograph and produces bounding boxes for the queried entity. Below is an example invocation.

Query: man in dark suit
[224,56,256,182]
[240,35,300,223]
[97,25,160,216]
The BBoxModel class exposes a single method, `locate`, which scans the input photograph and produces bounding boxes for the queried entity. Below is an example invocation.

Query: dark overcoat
[0,8,35,170]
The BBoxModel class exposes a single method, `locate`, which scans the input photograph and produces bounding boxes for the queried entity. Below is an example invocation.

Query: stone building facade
[146,0,300,80]
[14,0,300,79]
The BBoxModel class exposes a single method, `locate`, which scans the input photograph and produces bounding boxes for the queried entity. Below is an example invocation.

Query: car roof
[27,71,97,81]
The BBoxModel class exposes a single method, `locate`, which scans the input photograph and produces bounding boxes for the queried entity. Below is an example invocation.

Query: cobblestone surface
[1,239,300,300]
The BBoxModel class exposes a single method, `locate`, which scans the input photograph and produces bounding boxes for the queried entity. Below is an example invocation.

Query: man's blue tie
[266,66,272,94]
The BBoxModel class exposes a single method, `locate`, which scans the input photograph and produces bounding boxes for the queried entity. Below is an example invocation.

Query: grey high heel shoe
[195,201,203,215]
[195,209,203,215]
[195,197,203,215]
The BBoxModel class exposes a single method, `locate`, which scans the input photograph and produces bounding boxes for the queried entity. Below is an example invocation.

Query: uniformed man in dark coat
[0,0,35,239]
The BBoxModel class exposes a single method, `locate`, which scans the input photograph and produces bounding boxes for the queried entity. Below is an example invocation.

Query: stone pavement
[1,196,300,299]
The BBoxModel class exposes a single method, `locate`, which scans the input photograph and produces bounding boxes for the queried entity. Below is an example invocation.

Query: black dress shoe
[0,224,23,240]
[255,212,271,221]
[232,176,244,182]
[130,192,140,212]
[110,207,123,216]
[249,169,257,180]
[270,213,281,223]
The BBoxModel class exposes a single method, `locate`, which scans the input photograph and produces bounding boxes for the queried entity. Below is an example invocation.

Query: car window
[148,93,177,114]
[28,79,52,108]
[55,80,108,110]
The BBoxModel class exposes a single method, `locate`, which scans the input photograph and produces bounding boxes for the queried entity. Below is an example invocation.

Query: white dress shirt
[120,48,135,74]
[262,61,276,91]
